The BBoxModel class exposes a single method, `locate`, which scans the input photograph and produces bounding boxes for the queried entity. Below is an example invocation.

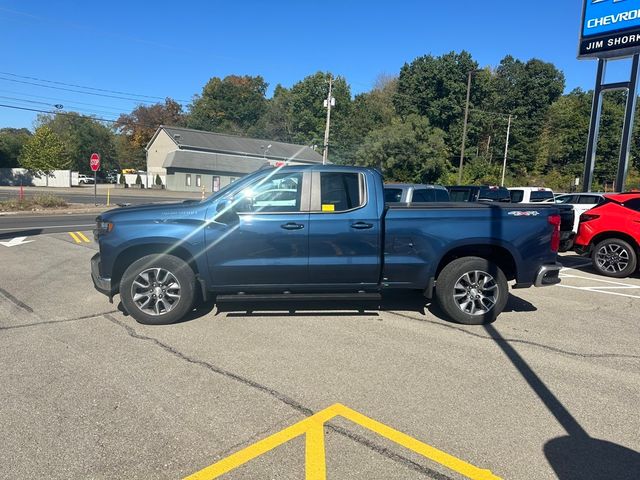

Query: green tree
[0,128,31,168]
[37,112,117,173]
[286,72,353,163]
[19,126,68,176]
[355,115,451,183]
[492,56,565,177]
[188,75,268,134]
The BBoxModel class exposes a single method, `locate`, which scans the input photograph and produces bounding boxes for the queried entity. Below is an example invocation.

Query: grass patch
[0,194,68,211]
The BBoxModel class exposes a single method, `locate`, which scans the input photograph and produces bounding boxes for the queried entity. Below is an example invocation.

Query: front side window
[555,195,573,204]
[319,172,363,212]
[578,195,599,205]
[236,172,303,213]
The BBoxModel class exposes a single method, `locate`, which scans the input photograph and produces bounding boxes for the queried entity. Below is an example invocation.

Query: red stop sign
[90,153,101,172]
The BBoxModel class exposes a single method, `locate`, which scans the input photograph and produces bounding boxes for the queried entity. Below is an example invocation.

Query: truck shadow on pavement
[0,228,44,240]
[485,324,640,479]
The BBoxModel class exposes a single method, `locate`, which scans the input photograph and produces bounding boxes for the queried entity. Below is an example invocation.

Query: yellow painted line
[185,403,501,480]
[76,231,91,243]
[68,232,81,244]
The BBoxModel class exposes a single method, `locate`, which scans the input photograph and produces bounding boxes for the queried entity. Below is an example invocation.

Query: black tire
[592,238,638,278]
[435,256,509,325]
[120,254,196,325]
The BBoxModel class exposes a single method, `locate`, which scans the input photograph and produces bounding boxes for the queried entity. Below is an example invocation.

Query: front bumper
[91,253,112,298]
[535,263,562,287]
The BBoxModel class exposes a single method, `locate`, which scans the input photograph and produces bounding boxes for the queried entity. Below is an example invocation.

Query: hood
[99,200,207,223]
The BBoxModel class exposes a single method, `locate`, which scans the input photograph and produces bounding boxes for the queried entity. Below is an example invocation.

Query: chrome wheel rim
[596,244,630,274]
[453,270,499,316]
[131,268,181,316]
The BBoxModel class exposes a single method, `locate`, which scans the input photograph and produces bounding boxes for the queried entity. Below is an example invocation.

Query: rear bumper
[535,263,562,287]
[91,253,112,297]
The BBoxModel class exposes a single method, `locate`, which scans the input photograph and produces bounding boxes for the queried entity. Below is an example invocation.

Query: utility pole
[458,70,473,183]
[322,75,334,165]
[501,114,513,187]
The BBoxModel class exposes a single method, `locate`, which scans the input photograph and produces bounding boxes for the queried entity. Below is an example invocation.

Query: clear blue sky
[0,0,630,129]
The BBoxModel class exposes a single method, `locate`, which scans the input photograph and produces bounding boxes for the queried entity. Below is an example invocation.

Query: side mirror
[215,200,239,225]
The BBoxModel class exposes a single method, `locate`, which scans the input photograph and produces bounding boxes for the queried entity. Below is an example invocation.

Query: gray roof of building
[151,126,323,164]
[163,150,269,174]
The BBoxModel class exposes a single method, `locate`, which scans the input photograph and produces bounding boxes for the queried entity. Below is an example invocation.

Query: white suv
[78,174,95,185]
[550,193,607,232]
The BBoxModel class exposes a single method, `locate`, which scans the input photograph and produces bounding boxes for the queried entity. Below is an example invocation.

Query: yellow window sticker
[321,204,335,212]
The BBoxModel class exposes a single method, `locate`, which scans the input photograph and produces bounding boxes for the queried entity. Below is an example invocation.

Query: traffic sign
[90,153,101,172]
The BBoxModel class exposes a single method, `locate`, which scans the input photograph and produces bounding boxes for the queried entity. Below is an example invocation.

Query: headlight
[94,218,114,240]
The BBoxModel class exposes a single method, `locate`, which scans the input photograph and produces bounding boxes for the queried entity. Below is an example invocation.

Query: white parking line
[557,284,640,299]
[560,274,640,287]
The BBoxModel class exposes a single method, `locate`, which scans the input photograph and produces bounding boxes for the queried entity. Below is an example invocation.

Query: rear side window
[578,195,600,204]
[449,189,471,202]
[510,190,524,203]
[624,198,640,212]
[530,191,554,202]
[412,189,436,202]
[320,172,363,212]
[384,188,403,203]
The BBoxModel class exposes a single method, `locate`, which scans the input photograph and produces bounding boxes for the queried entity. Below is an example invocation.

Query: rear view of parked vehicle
[447,185,511,203]
[384,184,450,203]
[574,193,640,278]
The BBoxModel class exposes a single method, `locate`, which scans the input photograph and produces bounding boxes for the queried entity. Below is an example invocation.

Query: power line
[0,96,126,117]
[0,70,190,104]
[0,103,119,123]
[0,88,130,113]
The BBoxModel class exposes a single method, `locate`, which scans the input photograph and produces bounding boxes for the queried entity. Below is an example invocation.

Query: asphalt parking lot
[1,227,639,479]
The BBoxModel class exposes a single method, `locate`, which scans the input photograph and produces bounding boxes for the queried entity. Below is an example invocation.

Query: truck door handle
[281,222,305,230]
[351,222,373,230]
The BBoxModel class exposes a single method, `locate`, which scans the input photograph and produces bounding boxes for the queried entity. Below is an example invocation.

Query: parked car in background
[545,193,607,232]
[508,187,554,203]
[574,193,640,278]
[78,174,95,185]
[384,184,450,203]
[447,185,511,203]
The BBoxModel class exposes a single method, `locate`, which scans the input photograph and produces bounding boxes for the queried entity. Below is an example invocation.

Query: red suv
[574,193,640,278]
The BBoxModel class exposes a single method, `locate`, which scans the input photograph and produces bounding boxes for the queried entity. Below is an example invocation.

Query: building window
[212,176,220,192]
[186,174,191,187]
[196,175,201,187]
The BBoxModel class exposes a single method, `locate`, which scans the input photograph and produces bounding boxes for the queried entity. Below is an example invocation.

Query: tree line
[2,50,640,190]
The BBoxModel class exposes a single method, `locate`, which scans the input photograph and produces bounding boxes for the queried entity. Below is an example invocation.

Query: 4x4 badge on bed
[508,211,540,217]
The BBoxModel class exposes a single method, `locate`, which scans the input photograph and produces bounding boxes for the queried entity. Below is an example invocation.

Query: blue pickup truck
[91,166,562,326]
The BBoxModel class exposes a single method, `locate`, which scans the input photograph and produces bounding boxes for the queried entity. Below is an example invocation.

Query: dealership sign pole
[579,0,640,192]
[90,153,100,206]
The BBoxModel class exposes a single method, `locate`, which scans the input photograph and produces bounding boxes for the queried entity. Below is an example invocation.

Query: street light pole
[458,71,473,183]
[322,75,334,165]
[501,114,513,187]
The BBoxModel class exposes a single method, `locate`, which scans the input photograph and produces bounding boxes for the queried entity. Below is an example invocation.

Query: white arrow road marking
[0,236,34,247]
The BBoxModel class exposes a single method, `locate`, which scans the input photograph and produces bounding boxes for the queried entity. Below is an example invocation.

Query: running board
[216,293,382,303]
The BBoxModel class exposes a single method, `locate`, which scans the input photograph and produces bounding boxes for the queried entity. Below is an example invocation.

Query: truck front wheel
[435,257,508,325]
[120,254,196,325]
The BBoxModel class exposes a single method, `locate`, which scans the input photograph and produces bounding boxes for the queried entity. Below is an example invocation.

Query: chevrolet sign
[579,0,640,58]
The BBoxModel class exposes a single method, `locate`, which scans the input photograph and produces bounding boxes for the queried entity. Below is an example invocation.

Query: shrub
[119,173,126,185]
[135,174,142,185]
[155,174,163,186]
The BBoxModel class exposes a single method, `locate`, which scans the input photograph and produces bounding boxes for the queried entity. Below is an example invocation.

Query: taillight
[580,213,600,223]
[548,214,561,252]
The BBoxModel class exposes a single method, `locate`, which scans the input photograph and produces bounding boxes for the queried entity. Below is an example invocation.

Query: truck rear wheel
[120,254,196,325]
[435,257,508,325]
